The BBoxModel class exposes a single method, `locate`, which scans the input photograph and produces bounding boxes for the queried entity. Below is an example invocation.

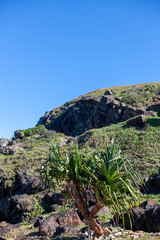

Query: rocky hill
[0,82,160,239]
[37,83,160,137]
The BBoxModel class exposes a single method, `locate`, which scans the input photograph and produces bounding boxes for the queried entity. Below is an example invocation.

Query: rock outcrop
[37,95,155,137]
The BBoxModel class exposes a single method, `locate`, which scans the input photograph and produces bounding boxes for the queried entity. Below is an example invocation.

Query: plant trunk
[68,182,104,236]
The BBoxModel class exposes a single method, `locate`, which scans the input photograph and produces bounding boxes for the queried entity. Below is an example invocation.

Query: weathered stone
[0,194,33,223]
[0,138,23,155]
[126,115,147,127]
[104,90,114,95]
[39,208,82,236]
[37,95,154,137]
[17,171,44,193]
[0,138,10,148]
[14,130,24,139]
[43,192,65,205]
[118,199,160,232]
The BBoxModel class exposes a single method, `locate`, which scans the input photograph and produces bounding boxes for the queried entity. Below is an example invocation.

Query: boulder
[126,115,147,127]
[0,138,10,148]
[14,130,24,139]
[39,208,82,236]
[104,90,114,95]
[17,171,44,193]
[43,192,65,205]
[0,194,33,223]
[119,199,160,232]
[0,138,22,155]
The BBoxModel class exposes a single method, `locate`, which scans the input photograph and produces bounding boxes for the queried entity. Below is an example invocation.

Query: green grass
[77,116,160,176]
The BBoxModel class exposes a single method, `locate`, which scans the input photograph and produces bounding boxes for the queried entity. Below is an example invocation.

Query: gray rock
[104,89,114,95]
[126,115,147,127]
[17,171,44,193]
[118,199,160,232]
[43,192,65,205]
[37,95,155,137]
[0,138,23,155]
[14,130,24,139]
[0,138,10,148]
[0,194,33,223]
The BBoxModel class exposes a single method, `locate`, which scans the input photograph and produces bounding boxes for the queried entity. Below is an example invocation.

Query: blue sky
[0,0,160,139]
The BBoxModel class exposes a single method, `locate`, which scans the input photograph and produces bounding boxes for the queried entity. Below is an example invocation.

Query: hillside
[0,81,160,239]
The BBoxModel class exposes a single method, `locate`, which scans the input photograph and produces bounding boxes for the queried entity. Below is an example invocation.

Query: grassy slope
[1,82,160,239]
[1,81,160,177]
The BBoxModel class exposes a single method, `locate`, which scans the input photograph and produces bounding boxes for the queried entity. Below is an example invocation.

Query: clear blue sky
[0,0,160,139]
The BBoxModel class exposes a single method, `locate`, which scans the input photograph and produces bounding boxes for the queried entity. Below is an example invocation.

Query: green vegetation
[19,125,47,137]
[1,81,160,239]
[39,142,142,235]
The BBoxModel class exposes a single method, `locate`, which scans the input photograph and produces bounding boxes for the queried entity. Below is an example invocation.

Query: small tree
[39,141,142,236]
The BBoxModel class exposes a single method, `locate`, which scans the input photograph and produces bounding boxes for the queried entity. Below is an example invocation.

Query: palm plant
[39,141,142,236]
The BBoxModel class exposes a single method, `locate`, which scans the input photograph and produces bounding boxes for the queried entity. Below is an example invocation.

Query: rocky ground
[0,82,160,239]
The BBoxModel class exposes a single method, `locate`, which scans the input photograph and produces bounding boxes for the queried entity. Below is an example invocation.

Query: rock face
[39,208,82,236]
[37,96,154,137]
[119,199,160,232]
